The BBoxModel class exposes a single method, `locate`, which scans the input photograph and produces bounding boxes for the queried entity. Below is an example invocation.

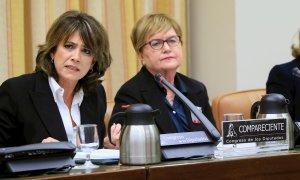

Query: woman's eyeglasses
[143,36,181,50]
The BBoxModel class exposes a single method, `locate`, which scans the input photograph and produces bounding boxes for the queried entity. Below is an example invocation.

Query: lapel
[80,94,98,125]
[174,74,194,128]
[139,67,177,133]
[80,90,104,142]
[29,73,68,141]
[294,58,300,96]
[184,92,203,131]
[183,83,211,131]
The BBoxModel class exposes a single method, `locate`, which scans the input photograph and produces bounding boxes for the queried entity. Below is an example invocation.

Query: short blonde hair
[291,30,300,58]
[131,13,182,53]
[291,44,300,58]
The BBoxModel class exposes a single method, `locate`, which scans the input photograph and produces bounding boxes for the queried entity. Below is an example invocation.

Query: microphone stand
[154,73,221,141]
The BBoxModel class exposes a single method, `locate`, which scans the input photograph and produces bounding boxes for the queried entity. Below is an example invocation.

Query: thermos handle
[110,111,127,123]
[152,109,160,116]
[250,101,260,119]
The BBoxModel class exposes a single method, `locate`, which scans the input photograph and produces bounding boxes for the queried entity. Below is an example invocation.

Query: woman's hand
[103,123,121,149]
[110,123,121,149]
[42,137,59,143]
[103,136,116,149]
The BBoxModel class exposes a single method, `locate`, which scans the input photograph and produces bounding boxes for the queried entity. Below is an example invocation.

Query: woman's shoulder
[272,58,299,70]
[0,73,43,102]
[175,73,209,96]
[118,68,151,89]
[116,74,143,95]
[270,59,299,76]
[177,73,206,88]
[1,72,39,89]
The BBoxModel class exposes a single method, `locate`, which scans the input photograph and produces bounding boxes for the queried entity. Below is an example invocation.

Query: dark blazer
[266,58,300,121]
[0,71,107,148]
[109,66,216,136]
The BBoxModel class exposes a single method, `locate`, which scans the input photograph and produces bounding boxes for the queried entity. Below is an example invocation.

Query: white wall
[188,0,300,102]
[236,0,300,89]
[188,0,236,101]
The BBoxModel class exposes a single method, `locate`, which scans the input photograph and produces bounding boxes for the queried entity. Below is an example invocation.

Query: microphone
[292,67,300,78]
[154,73,221,140]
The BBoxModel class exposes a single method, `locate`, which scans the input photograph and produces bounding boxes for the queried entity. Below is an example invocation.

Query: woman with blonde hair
[266,31,300,122]
[108,13,216,148]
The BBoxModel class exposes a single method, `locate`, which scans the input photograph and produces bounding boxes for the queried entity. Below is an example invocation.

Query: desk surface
[147,150,300,179]
[8,150,300,180]
[14,165,146,180]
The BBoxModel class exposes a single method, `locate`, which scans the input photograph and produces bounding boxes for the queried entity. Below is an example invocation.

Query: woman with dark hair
[0,10,112,148]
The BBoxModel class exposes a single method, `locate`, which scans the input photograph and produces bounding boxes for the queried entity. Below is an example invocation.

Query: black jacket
[266,58,300,121]
[109,66,216,135]
[0,71,107,147]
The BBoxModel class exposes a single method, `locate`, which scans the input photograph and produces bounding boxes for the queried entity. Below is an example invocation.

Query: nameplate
[160,131,213,147]
[222,118,287,144]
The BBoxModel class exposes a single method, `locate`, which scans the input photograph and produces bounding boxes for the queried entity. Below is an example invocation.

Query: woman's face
[51,31,94,86]
[139,28,182,75]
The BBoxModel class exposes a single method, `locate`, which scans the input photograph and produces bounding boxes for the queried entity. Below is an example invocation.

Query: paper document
[74,149,119,160]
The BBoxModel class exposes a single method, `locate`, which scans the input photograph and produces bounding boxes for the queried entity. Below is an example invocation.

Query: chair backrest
[212,88,266,133]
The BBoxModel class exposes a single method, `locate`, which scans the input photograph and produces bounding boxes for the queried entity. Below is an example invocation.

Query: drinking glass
[75,124,99,169]
[223,113,244,121]
[223,113,244,148]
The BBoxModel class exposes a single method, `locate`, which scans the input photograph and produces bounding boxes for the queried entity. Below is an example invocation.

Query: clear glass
[214,113,250,159]
[222,113,244,148]
[223,113,244,121]
[74,124,99,169]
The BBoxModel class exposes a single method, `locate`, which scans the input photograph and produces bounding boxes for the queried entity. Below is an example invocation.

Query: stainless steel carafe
[250,93,294,149]
[111,104,161,165]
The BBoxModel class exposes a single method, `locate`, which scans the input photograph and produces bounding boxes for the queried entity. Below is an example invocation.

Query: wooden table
[9,150,300,179]
[147,150,300,179]
[15,165,146,180]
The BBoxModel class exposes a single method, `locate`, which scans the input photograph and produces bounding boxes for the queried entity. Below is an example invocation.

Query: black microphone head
[154,73,162,82]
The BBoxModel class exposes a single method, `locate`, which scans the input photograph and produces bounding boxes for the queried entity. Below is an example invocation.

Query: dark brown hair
[35,10,112,93]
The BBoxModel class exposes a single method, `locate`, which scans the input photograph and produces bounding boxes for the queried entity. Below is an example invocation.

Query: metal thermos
[250,93,294,149]
[111,104,161,165]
